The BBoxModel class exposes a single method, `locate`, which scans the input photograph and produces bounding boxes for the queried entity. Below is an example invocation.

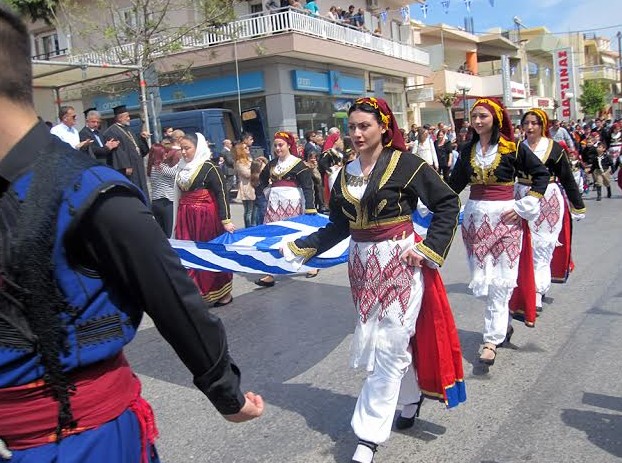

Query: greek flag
[171,208,463,274]
[441,0,450,14]
[400,6,410,23]
[464,0,471,13]
[420,1,428,18]
[379,10,388,23]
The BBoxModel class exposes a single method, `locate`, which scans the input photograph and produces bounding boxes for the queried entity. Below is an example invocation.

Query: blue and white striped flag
[420,1,428,18]
[379,10,388,23]
[441,0,450,14]
[172,208,463,273]
[400,6,410,23]
[464,0,471,13]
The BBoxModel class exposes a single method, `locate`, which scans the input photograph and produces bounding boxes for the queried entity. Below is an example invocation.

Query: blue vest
[1,164,146,387]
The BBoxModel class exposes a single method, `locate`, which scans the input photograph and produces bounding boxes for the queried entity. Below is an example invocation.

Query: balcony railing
[67,8,429,67]
[580,65,619,81]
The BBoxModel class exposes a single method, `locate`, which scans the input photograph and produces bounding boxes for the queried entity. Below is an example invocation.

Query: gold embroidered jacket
[188,161,232,223]
[289,149,461,267]
[259,157,317,214]
[448,141,550,198]
[516,139,586,214]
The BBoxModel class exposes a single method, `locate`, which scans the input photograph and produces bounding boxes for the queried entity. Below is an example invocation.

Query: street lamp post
[617,31,622,96]
[456,82,472,123]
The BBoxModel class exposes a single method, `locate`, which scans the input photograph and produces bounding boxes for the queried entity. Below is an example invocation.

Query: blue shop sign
[293,70,364,95]
[93,71,265,113]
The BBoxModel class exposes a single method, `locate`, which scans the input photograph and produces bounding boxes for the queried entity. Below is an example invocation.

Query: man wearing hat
[79,107,119,163]
[103,105,150,196]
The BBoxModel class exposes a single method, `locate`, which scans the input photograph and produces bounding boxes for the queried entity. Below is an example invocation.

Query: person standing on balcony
[303,0,319,14]
[282,97,464,463]
[103,105,150,198]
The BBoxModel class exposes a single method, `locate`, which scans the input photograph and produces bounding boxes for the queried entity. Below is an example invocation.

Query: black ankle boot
[395,397,424,430]
[607,186,612,198]
[596,186,602,201]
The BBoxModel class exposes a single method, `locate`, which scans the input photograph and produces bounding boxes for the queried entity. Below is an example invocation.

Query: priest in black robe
[103,105,150,197]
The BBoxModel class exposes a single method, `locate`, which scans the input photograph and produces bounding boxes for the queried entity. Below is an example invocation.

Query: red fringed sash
[551,201,574,283]
[509,220,537,327]
[410,234,466,408]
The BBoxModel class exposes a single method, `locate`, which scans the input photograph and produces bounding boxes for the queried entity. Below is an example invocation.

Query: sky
[408,0,622,42]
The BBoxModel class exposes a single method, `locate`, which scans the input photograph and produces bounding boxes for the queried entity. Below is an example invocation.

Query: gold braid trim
[221,219,232,225]
[415,242,445,267]
[304,208,318,214]
[498,136,516,154]
[379,150,401,190]
[571,206,586,214]
[527,190,544,199]
[287,242,317,262]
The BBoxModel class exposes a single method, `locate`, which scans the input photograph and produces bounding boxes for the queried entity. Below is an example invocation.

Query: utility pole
[617,31,622,96]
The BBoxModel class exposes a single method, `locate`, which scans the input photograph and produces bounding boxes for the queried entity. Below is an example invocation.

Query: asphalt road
[127,189,622,463]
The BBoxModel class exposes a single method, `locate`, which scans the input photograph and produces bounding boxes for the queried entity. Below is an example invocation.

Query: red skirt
[550,198,574,283]
[175,189,232,302]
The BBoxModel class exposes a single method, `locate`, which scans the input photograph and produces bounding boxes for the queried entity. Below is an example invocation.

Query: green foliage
[7,0,58,24]
[578,80,608,117]
[437,92,458,108]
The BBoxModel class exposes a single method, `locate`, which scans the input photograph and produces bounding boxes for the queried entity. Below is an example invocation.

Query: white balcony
[580,65,619,82]
[67,9,429,68]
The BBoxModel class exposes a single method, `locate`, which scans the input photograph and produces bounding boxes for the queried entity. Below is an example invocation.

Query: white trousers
[483,285,513,344]
[351,347,421,444]
[533,240,556,296]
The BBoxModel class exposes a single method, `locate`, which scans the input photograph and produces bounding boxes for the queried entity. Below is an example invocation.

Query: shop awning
[32,59,140,90]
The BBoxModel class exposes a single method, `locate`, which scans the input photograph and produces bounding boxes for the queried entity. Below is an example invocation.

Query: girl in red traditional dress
[448,98,550,366]
[283,98,465,463]
[174,132,235,306]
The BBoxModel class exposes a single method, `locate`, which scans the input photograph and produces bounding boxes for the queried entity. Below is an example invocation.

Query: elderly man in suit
[79,108,119,163]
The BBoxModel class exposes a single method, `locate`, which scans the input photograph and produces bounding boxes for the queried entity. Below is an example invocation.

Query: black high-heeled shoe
[351,439,377,463]
[395,396,424,430]
[496,325,514,348]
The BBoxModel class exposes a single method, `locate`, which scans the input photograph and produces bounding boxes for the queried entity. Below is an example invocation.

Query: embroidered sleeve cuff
[527,190,544,199]
[221,219,232,225]
[304,208,318,214]
[286,241,318,262]
[571,206,586,215]
[415,242,445,267]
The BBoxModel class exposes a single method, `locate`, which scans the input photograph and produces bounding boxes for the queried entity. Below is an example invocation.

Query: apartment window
[250,3,263,14]
[34,31,65,60]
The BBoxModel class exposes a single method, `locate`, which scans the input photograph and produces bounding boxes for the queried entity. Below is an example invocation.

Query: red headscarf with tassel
[353,97,407,151]
[274,131,299,157]
[471,97,514,143]
[523,107,550,138]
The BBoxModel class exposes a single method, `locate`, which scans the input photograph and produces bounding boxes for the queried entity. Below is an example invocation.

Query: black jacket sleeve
[199,162,232,223]
[447,147,471,194]
[548,145,586,213]
[296,163,317,214]
[516,143,550,197]
[405,161,460,267]
[290,168,350,259]
[70,190,245,414]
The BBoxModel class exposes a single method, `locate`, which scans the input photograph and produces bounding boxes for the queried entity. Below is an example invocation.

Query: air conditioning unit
[366,0,379,10]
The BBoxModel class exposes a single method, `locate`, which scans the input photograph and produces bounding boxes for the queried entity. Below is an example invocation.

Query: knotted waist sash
[0,353,158,461]
[350,219,413,243]
[469,184,514,201]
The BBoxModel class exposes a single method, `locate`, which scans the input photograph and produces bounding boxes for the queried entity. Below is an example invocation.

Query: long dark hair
[347,101,396,216]
[464,120,501,155]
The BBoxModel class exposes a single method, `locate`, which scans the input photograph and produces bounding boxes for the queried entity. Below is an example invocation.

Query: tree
[7,0,59,24]
[437,92,458,129]
[578,80,608,117]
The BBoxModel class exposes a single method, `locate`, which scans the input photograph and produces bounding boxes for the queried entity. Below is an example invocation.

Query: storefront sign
[554,48,577,121]
[537,98,550,108]
[292,70,364,95]
[92,71,265,113]
[510,81,526,99]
